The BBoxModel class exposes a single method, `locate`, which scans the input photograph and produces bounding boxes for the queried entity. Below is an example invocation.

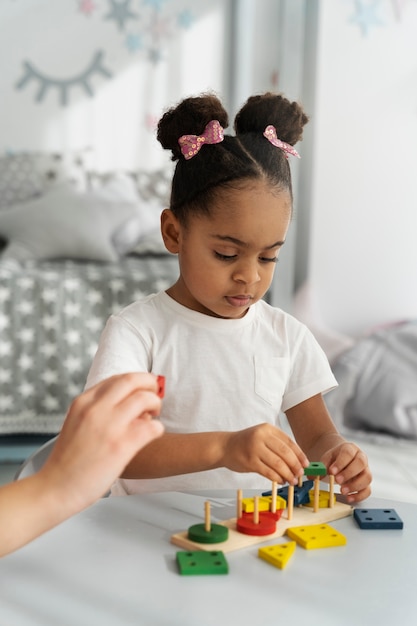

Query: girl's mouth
[225,295,252,308]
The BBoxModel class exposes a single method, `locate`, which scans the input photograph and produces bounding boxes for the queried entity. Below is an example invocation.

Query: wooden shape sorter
[258,541,296,570]
[353,508,404,530]
[171,499,353,554]
[176,550,229,575]
[286,523,347,550]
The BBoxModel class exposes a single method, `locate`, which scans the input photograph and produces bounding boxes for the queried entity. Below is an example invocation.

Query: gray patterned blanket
[0,254,178,434]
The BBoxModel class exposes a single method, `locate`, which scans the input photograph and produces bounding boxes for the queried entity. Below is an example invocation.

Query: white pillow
[0,183,142,262]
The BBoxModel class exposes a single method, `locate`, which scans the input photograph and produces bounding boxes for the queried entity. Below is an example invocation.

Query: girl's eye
[259,257,278,264]
[215,252,237,261]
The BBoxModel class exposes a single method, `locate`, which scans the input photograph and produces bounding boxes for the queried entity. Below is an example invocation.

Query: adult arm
[0,373,164,557]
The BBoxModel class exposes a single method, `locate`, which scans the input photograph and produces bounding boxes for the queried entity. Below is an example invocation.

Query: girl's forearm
[121,431,230,479]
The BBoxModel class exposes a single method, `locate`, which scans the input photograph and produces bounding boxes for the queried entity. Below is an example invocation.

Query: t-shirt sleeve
[281,324,338,413]
[85,315,150,390]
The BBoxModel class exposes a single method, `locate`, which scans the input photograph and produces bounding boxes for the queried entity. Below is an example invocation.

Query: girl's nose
[232,261,260,285]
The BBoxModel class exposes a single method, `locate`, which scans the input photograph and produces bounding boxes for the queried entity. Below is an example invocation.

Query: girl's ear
[160,209,181,254]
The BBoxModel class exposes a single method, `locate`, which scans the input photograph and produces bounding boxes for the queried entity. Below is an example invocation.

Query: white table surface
[0,490,416,626]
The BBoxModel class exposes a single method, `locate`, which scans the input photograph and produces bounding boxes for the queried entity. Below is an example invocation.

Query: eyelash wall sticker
[15,50,112,107]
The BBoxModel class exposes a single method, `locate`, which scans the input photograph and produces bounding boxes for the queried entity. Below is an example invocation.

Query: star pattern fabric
[0,255,178,434]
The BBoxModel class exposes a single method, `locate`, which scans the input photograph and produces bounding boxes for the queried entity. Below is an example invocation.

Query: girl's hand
[321,442,372,503]
[222,423,309,485]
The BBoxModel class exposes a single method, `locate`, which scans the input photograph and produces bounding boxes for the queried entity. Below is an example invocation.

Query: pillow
[0,184,142,262]
[0,149,92,208]
[84,172,163,256]
[129,227,170,256]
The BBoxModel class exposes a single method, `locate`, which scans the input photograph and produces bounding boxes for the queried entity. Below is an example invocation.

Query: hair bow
[263,125,300,159]
[178,120,224,160]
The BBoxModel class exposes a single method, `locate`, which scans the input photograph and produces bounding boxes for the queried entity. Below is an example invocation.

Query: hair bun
[157,93,229,161]
[234,92,309,146]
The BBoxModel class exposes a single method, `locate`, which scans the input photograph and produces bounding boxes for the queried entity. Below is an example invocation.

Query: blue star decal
[349,0,384,36]
[125,33,143,53]
[104,0,138,31]
[142,0,168,12]
[178,9,193,29]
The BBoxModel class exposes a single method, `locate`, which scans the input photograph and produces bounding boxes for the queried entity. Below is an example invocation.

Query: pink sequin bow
[178,120,224,160]
[263,125,300,159]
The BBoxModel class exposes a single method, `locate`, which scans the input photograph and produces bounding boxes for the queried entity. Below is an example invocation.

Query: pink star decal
[79,0,97,16]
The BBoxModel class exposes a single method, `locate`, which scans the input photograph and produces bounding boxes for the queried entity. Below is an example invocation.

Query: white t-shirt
[86,291,337,494]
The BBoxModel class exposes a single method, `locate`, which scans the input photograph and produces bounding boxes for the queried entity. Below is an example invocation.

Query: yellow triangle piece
[258,541,296,569]
[286,523,347,550]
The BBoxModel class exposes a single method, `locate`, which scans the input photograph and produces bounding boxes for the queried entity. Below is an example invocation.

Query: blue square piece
[353,508,403,530]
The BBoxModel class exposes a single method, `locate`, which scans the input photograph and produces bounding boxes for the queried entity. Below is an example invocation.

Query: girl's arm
[121,424,309,486]
[0,373,164,558]
[286,393,372,503]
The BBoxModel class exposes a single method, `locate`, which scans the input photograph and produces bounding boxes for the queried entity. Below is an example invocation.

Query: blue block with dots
[353,508,403,530]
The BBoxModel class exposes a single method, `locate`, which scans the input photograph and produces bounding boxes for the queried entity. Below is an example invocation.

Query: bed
[0,150,178,435]
[324,319,417,443]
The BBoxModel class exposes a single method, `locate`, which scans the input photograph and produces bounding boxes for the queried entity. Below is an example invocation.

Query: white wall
[308,0,417,337]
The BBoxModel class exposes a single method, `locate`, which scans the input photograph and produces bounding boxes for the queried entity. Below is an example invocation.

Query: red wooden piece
[236,511,278,536]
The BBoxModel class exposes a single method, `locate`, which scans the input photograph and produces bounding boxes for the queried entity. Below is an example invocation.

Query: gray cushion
[0,184,140,262]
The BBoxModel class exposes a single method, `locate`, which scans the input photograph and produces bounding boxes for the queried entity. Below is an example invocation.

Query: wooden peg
[271,481,277,514]
[329,474,335,508]
[237,489,243,519]
[287,484,294,520]
[204,501,211,532]
[253,496,259,524]
[314,476,320,512]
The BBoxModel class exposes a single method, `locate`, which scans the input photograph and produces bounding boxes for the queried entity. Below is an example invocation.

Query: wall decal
[344,0,417,35]
[78,0,97,16]
[349,0,384,36]
[104,0,139,31]
[15,50,112,106]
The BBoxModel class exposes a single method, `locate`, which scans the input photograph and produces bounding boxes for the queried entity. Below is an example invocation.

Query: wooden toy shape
[258,541,296,570]
[176,550,229,575]
[353,508,404,530]
[187,501,229,543]
[242,496,271,513]
[188,522,229,543]
[305,489,336,509]
[304,462,327,476]
[237,511,278,536]
[156,375,165,398]
[265,495,287,510]
[171,500,353,554]
[286,523,347,550]
[263,480,313,506]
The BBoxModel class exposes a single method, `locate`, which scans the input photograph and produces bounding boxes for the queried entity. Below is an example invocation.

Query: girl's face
[161,180,292,319]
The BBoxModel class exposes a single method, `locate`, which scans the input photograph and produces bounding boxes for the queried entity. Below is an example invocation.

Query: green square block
[176,550,229,575]
[304,461,327,476]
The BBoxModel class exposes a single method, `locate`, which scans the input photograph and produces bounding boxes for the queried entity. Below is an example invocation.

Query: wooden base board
[171,501,353,553]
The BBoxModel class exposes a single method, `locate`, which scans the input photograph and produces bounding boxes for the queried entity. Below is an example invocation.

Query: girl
[86,92,372,501]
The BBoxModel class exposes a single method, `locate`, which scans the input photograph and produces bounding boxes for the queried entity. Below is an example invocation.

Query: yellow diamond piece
[286,523,347,550]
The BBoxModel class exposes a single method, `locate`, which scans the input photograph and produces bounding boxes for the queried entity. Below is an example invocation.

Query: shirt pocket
[254,356,289,407]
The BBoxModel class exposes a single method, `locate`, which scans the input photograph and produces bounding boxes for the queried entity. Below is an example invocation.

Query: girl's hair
[157,92,309,223]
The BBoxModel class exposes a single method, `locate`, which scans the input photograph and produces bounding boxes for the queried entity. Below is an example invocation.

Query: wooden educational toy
[286,523,347,549]
[353,508,404,530]
[171,474,353,554]
[176,550,229,575]
[258,541,296,570]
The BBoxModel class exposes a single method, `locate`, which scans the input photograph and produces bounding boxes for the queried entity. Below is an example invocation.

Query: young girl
[86,92,372,501]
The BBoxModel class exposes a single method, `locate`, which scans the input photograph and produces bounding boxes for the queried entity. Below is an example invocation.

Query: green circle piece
[187,523,229,544]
